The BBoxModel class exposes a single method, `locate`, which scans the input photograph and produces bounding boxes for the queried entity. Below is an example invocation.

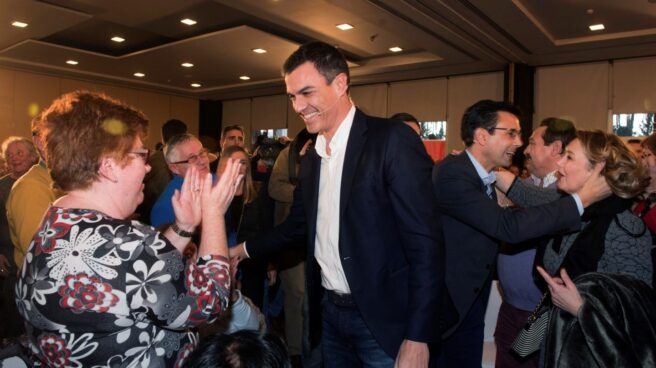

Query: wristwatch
[171,222,194,238]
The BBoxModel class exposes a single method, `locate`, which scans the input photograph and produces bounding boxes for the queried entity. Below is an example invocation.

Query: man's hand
[229,242,249,262]
[577,164,611,207]
[395,339,428,368]
[537,266,583,316]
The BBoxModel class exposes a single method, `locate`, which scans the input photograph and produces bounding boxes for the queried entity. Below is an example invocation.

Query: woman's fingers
[536,266,556,287]
[559,268,575,289]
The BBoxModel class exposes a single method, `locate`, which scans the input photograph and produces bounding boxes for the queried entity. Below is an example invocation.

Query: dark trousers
[494,302,539,368]
[321,291,395,368]
[435,281,491,368]
[0,272,23,339]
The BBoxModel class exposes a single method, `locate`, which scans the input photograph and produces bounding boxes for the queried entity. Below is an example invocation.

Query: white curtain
[613,56,656,113]
[534,62,610,131]
[388,78,447,121]
[350,83,388,117]
[446,72,504,152]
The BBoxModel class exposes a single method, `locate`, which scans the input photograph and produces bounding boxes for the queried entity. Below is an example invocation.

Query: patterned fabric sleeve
[17,207,231,367]
[598,212,653,286]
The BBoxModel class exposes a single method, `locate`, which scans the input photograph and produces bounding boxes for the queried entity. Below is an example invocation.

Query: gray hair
[1,136,39,162]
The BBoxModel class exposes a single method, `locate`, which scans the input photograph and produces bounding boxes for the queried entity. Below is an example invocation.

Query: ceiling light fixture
[336,23,354,31]
[252,48,267,54]
[180,18,197,26]
[589,24,605,31]
[11,21,28,28]
[181,62,194,68]
[133,72,145,78]
[191,83,201,88]
[66,60,78,65]
[239,76,251,81]
[111,36,125,43]
[389,46,403,52]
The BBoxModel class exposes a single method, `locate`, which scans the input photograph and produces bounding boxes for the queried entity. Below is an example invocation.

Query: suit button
[473,287,480,293]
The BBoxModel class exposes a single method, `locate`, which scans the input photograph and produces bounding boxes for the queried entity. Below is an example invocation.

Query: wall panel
[446,72,504,152]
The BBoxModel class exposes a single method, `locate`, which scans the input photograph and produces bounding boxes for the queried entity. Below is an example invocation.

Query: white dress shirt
[313,105,356,294]
[530,171,558,188]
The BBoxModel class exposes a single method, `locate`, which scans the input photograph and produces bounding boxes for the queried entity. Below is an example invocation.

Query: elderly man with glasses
[151,133,212,228]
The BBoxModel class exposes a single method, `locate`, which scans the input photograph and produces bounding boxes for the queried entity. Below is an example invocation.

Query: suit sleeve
[433,157,581,244]
[385,124,443,342]
[247,156,309,260]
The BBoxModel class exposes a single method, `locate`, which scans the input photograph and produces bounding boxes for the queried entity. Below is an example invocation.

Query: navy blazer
[432,152,581,335]
[249,109,444,357]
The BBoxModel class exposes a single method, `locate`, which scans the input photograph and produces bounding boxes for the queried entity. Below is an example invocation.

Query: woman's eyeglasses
[129,149,150,162]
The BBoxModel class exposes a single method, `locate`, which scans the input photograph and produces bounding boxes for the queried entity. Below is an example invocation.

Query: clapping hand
[201,158,244,216]
[172,165,203,230]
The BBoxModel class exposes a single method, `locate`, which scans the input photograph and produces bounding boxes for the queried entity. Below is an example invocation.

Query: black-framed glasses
[129,149,150,163]
[490,127,521,139]
[170,149,209,165]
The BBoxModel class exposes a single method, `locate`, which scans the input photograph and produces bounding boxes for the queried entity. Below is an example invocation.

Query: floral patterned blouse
[15,207,231,367]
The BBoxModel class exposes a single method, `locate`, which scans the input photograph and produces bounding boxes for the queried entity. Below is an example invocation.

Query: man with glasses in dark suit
[432,100,606,367]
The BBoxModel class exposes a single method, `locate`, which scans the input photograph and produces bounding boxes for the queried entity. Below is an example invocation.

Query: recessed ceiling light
[336,23,354,31]
[181,62,194,68]
[239,76,251,81]
[66,60,78,65]
[389,46,403,52]
[180,18,197,26]
[11,21,28,28]
[589,24,605,31]
[252,48,267,54]
[133,72,145,78]
[191,83,201,88]
[111,36,125,43]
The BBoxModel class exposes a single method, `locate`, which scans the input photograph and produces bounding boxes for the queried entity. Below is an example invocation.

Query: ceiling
[2,0,656,100]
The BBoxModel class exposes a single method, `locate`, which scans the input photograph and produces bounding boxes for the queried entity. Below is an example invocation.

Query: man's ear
[168,163,182,176]
[550,141,563,157]
[473,128,489,146]
[331,72,348,97]
[98,156,118,183]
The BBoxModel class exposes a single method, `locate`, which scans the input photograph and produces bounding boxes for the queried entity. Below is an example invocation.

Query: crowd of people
[0,40,654,368]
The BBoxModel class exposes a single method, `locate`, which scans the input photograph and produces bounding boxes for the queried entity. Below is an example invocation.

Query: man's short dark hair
[282,41,350,86]
[162,119,187,143]
[461,100,521,147]
[390,112,420,130]
[539,117,576,154]
[185,330,290,368]
[221,124,245,139]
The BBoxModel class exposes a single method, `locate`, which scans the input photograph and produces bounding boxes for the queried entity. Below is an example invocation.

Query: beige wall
[0,66,199,149]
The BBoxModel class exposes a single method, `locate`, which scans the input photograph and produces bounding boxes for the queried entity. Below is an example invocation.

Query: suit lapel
[305,147,322,254]
[340,109,368,217]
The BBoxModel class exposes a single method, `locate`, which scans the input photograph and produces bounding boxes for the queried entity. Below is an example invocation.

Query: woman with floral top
[15,91,243,367]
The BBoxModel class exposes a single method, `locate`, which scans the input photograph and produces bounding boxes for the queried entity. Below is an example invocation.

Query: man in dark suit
[432,100,607,367]
[231,41,443,367]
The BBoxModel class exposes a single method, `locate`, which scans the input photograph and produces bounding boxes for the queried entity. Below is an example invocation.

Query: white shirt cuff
[243,242,251,258]
[571,194,584,215]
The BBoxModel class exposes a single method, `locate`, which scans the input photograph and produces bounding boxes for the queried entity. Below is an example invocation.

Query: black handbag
[510,292,551,358]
